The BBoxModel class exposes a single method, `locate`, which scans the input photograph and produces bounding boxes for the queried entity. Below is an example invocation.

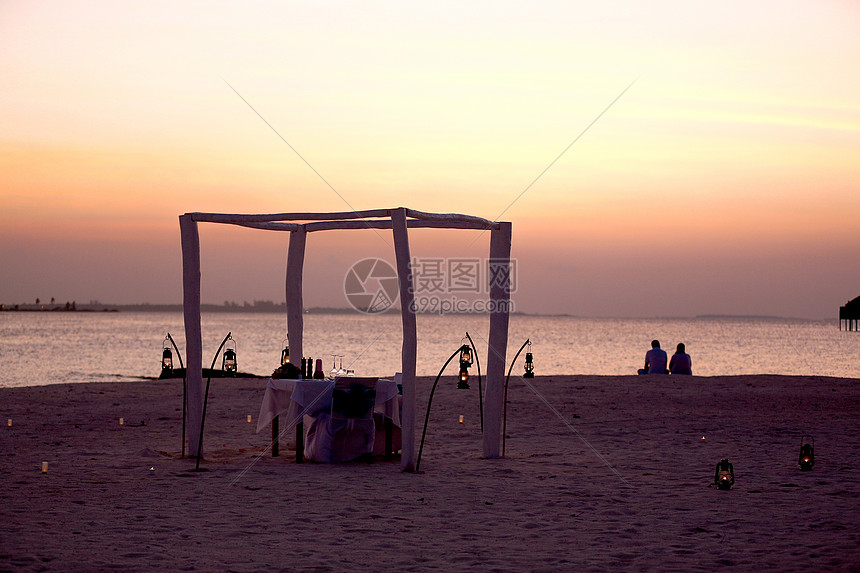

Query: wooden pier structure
[839,295,860,331]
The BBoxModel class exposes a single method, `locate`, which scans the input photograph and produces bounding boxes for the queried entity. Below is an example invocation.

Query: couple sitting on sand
[637,339,692,375]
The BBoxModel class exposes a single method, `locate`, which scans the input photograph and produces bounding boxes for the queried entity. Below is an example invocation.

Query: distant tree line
[0,299,79,311]
[2,299,399,314]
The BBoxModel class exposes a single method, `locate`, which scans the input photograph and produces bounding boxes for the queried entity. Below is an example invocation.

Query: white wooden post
[286,228,306,364]
[483,222,512,458]
[392,208,418,471]
[179,214,203,457]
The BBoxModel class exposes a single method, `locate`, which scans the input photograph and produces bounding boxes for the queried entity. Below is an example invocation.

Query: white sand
[1,374,858,571]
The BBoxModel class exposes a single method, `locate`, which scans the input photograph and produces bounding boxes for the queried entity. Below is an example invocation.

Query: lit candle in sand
[7,419,11,427]
[459,415,464,424]
[41,462,48,473]
[119,418,124,425]
[149,466,155,474]
[247,415,252,423]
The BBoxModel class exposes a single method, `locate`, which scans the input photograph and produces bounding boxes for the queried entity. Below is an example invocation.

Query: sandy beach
[1,374,858,572]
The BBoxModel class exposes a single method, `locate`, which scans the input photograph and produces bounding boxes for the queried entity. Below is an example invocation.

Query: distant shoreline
[0,303,386,314]
[0,302,830,321]
[0,303,523,315]
[0,307,119,313]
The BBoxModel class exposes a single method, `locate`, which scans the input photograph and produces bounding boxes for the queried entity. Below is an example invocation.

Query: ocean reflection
[0,312,858,387]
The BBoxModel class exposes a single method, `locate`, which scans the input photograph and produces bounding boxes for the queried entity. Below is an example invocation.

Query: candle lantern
[459,343,473,368]
[280,338,290,366]
[161,336,173,373]
[798,435,814,471]
[523,341,535,378]
[458,344,472,389]
[714,458,735,490]
[222,336,237,373]
[458,364,470,389]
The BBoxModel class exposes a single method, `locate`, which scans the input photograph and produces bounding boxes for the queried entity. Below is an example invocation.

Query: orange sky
[1,1,859,317]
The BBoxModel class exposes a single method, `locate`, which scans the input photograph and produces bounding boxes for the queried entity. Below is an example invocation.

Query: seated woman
[669,343,693,375]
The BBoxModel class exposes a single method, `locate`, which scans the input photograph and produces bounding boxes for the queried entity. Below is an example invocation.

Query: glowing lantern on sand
[714,458,735,490]
[799,435,815,471]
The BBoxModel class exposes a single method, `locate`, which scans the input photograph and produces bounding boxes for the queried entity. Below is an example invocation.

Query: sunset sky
[2,1,858,318]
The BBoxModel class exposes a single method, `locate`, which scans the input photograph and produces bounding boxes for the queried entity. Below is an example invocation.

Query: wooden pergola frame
[179,207,512,471]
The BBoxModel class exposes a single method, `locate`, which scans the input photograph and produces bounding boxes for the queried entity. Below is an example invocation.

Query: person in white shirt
[638,339,668,374]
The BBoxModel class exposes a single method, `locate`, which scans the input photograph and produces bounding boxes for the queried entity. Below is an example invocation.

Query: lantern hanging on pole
[458,363,470,390]
[714,458,735,490]
[280,337,290,366]
[523,341,535,378]
[161,336,173,373]
[458,343,472,390]
[459,342,473,368]
[222,335,237,373]
[798,435,814,471]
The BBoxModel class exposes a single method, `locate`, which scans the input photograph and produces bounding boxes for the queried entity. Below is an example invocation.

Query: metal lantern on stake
[222,335,237,373]
[280,338,290,366]
[714,458,735,490]
[458,344,472,390]
[416,334,482,471]
[798,435,815,471]
[523,341,535,378]
[161,336,173,373]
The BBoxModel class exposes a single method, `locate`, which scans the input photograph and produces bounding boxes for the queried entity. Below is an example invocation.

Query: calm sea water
[0,312,858,388]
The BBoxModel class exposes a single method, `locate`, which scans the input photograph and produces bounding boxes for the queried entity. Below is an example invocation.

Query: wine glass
[330,354,339,379]
[337,355,346,377]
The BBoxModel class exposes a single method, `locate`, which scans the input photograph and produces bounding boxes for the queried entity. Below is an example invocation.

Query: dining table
[256,376,401,462]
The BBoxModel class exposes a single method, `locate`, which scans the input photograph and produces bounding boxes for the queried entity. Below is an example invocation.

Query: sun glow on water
[1,312,858,388]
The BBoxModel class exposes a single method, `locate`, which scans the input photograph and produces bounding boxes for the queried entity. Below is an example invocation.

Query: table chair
[305,377,378,463]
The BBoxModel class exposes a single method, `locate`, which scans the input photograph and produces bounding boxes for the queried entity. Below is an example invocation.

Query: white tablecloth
[256,378,401,434]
